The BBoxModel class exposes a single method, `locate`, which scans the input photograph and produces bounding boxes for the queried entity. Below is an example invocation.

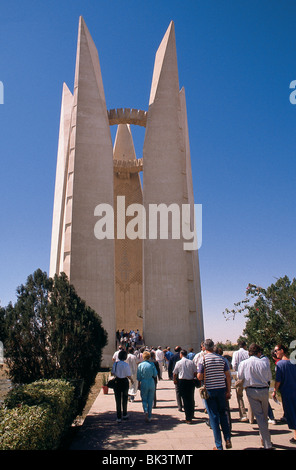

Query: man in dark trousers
[173,349,197,423]
[168,346,183,411]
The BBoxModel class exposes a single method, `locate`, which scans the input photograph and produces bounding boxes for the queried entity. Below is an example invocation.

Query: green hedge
[0,379,76,450]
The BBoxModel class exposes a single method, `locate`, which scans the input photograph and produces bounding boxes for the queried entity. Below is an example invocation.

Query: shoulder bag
[107,362,118,389]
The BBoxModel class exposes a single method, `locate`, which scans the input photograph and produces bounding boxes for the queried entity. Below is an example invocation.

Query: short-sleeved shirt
[112,360,131,378]
[193,351,205,367]
[187,352,196,360]
[198,353,229,390]
[112,350,121,362]
[275,359,296,396]
[165,351,174,361]
[127,353,138,376]
[173,357,197,380]
[155,349,164,361]
[232,348,249,371]
[238,355,272,388]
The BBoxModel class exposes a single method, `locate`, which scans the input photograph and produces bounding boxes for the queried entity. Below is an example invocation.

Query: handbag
[199,357,209,400]
[107,377,117,389]
[199,384,209,400]
[107,362,118,389]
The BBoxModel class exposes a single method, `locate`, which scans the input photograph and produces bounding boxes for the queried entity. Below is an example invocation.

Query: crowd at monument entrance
[68,338,296,452]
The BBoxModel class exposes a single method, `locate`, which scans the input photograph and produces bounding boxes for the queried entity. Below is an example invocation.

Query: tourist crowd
[116,329,144,350]
[109,339,296,450]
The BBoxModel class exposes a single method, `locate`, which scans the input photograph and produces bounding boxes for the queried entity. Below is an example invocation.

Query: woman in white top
[111,349,132,422]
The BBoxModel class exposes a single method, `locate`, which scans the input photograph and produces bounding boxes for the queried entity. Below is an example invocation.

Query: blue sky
[0,0,295,343]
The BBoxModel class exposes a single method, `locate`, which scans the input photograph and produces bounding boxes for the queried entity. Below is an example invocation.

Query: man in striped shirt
[197,338,232,450]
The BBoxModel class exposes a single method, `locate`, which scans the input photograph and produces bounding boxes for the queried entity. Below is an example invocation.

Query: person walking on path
[193,341,207,412]
[238,343,273,450]
[164,347,173,371]
[193,341,205,368]
[187,348,195,361]
[137,350,158,422]
[168,346,183,412]
[150,350,160,408]
[155,346,164,379]
[232,340,249,370]
[272,344,296,445]
[197,339,232,450]
[260,352,276,424]
[112,345,123,362]
[127,347,138,403]
[232,340,250,423]
[173,349,197,424]
[111,349,133,423]
[214,345,232,432]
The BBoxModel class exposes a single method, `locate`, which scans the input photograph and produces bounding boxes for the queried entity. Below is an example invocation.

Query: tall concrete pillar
[143,21,203,351]
[50,17,116,365]
[49,82,73,278]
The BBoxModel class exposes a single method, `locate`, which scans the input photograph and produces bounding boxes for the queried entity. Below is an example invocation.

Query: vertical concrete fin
[144,21,182,202]
[179,88,194,228]
[66,17,116,365]
[70,15,113,207]
[113,124,136,161]
[49,82,73,278]
[143,22,203,351]
[149,21,179,106]
[74,16,107,109]
[179,87,204,339]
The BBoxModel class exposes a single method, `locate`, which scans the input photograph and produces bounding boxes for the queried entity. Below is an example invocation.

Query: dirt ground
[76,371,107,423]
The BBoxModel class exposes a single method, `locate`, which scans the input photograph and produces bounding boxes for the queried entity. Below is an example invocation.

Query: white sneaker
[268,419,276,424]
[117,418,121,423]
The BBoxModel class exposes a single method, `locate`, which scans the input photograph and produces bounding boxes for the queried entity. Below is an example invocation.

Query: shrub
[0,379,75,450]
[0,404,55,450]
[2,269,108,413]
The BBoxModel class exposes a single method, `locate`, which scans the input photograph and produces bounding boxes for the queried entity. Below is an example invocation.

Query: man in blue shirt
[187,348,196,361]
[168,346,183,411]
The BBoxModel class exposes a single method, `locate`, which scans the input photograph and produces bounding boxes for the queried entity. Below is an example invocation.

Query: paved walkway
[69,370,295,452]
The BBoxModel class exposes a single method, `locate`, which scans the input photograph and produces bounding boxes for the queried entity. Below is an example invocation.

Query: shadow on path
[69,409,181,450]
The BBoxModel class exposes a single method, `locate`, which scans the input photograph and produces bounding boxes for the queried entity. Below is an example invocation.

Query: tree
[223,276,296,357]
[0,305,6,344]
[3,269,108,411]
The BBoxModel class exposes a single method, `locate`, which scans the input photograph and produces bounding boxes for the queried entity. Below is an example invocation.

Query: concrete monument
[50,17,204,366]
